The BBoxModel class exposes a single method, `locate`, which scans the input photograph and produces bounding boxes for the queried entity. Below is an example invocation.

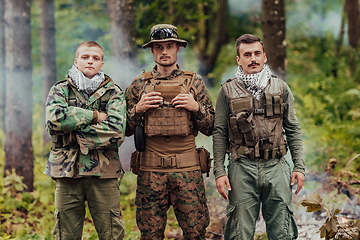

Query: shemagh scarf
[68,65,105,99]
[235,64,272,100]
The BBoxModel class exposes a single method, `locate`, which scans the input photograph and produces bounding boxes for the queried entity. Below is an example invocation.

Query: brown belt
[140,150,199,168]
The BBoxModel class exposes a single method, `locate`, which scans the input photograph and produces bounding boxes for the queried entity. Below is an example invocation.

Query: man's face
[236,42,267,75]
[74,46,104,79]
[151,41,179,67]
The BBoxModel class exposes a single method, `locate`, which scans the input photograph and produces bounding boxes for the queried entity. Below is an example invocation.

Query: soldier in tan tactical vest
[125,24,214,240]
[213,34,306,239]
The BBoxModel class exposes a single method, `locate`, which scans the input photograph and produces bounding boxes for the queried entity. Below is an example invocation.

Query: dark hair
[76,41,104,60]
[236,34,265,56]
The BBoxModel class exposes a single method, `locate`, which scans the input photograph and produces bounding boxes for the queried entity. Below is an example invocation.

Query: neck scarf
[235,64,272,100]
[68,65,105,98]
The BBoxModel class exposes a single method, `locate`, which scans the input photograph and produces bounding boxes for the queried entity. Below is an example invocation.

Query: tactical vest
[222,76,287,160]
[51,80,110,149]
[140,71,197,137]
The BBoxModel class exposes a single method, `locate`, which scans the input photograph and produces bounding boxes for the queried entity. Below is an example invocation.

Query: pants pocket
[110,209,125,240]
[284,203,298,240]
[53,210,60,240]
[224,204,240,240]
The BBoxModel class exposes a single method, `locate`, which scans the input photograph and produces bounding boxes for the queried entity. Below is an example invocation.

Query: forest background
[1,0,360,239]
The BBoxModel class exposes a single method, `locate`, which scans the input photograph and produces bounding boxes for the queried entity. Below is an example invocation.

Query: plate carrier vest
[51,80,110,149]
[222,76,288,160]
[140,71,197,137]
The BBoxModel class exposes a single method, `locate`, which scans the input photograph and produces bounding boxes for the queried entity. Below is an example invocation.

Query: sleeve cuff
[91,110,99,124]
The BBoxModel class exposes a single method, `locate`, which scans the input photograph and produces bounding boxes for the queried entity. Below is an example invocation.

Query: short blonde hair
[75,41,104,60]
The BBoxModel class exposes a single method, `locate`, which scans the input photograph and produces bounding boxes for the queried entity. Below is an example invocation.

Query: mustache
[248,62,260,67]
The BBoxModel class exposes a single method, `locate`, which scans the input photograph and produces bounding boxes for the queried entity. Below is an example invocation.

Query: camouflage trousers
[53,178,125,240]
[225,157,298,240]
[135,170,210,240]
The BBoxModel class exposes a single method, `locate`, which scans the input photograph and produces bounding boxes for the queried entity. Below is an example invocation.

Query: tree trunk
[0,0,5,131]
[106,0,138,89]
[4,0,34,191]
[346,0,360,77]
[41,0,57,145]
[196,0,228,87]
[262,0,287,81]
[332,2,346,78]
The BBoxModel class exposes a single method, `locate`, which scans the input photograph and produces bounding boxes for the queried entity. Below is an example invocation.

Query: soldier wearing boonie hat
[125,24,214,239]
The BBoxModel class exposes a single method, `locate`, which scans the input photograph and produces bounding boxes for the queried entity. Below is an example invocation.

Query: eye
[82,56,88,59]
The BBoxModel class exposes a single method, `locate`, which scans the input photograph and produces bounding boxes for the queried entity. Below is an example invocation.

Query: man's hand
[136,92,163,113]
[216,175,232,200]
[98,112,108,122]
[172,93,199,112]
[291,171,305,195]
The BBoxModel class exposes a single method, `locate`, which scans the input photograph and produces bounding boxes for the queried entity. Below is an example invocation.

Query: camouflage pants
[225,157,298,240]
[135,170,210,240]
[53,178,125,240]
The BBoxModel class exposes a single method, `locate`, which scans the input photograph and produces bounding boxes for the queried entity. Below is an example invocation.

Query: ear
[176,44,180,53]
[264,53,267,64]
[236,56,241,66]
[151,47,154,55]
[74,58,78,67]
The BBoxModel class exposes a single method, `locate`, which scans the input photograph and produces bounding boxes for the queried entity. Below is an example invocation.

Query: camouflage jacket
[44,75,126,179]
[125,65,215,137]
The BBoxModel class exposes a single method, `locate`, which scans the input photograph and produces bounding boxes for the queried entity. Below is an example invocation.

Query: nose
[88,57,93,64]
[250,53,256,61]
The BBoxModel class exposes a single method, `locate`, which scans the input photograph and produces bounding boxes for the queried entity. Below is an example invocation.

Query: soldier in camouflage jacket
[125,24,214,240]
[45,41,125,240]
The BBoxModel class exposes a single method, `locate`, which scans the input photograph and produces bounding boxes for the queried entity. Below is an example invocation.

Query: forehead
[153,41,177,47]
[76,46,103,56]
[239,42,263,54]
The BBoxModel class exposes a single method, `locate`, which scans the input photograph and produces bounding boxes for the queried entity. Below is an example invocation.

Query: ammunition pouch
[140,150,199,169]
[235,144,287,160]
[141,71,196,137]
[134,124,146,152]
[130,150,141,175]
[197,147,212,177]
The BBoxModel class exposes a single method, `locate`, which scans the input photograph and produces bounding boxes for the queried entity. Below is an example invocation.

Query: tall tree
[41,0,57,145]
[332,2,346,77]
[4,0,34,191]
[262,0,287,81]
[345,0,360,77]
[107,0,138,89]
[0,0,5,130]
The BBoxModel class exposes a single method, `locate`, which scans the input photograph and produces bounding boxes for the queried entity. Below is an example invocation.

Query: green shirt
[213,79,306,179]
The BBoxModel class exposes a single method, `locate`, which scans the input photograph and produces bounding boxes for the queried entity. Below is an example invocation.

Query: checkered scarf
[235,64,272,100]
[68,65,105,99]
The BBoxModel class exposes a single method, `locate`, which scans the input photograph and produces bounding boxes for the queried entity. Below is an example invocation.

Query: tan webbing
[140,150,199,168]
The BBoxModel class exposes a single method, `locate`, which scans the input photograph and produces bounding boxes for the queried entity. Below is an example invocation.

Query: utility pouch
[130,151,140,175]
[197,147,212,177]
[134,124,146,152]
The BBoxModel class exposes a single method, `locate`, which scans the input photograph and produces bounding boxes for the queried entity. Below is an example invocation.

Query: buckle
[161,156,175,167]
[254,109,265,114]
[260,138,270,144]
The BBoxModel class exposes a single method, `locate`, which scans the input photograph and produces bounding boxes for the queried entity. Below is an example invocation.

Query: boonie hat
[142,24,187,49]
